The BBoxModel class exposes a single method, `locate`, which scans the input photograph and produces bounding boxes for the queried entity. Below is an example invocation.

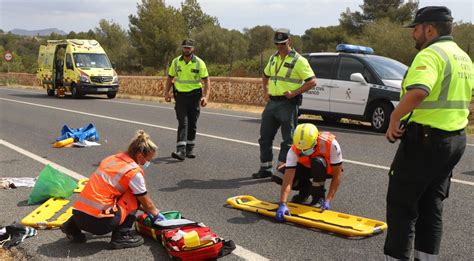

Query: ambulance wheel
[71,84,83,98]
[47,88,55,96]
[370,102,393,133]
[322,115,340,124]
[107,91,117,99]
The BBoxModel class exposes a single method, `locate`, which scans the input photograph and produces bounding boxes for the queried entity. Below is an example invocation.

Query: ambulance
[36,39,119,99]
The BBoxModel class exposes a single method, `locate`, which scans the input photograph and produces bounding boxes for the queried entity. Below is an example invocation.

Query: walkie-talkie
[389,112,413,143]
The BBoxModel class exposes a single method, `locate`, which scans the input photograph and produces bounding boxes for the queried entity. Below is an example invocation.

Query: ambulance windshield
[73,53,112,69]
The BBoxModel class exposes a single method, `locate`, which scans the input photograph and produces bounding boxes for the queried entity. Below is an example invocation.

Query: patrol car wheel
[370,102,393,133]
[46,88,55,96]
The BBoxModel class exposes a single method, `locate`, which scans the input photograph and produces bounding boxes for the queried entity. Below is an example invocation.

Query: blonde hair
[128,130,157,159]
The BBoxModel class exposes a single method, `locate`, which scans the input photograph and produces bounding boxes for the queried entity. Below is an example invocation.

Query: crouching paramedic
[61,130,166,249]
[274,123,343,222]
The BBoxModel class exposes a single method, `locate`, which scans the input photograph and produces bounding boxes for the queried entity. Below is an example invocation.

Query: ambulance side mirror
[350,73,367,85]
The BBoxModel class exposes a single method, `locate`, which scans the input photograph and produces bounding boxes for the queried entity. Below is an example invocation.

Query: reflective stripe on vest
[417,45,470,109]
[76,196,113,210]
[291,132,336,174]
[73,153,141,218]
[175,57,201,84]
[269,51,304,85]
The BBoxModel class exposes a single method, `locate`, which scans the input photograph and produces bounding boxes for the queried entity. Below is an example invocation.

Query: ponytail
[128,130,157,159]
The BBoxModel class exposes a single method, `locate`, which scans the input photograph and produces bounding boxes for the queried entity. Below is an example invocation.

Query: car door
[330,56,371,116]
[301,55,336,112]
[64,53,76,86]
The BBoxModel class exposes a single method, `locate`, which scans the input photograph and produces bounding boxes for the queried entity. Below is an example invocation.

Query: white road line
[0,87,380,135]
[107,100,261,120]
[0,87,260,120]
[0,139,87,180]
[1,97,473,187]
[0,139,270,261]
[233,245,269,261]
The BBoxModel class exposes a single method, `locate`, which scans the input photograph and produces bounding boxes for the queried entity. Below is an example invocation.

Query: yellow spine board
[20,179,89,229]
[226,195,387,237]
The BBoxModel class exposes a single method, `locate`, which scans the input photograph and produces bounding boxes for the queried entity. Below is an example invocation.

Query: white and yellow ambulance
[36,39,119,98]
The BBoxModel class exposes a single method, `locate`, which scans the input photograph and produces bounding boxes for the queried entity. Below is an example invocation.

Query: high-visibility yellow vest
[401,36,473,131]
[264,49,315,96]
[168,55,209,92]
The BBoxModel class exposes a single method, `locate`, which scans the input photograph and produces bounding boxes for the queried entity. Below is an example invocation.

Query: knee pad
[311,157,327,183]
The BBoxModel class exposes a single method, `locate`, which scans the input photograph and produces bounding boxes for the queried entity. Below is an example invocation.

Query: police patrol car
[301,44,408,132]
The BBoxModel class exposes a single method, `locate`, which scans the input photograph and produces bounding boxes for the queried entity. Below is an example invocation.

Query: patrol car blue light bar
[336,44,374,54]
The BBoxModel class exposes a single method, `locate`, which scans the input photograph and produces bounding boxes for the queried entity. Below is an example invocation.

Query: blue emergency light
[336,44,374,54]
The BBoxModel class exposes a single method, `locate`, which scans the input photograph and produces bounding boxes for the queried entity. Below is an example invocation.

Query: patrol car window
[337,57,365,81]
[364,55,407,80]
[72,53,112,69]
[308,56,336,79]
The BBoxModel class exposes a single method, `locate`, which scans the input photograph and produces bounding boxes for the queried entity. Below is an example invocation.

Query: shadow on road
[240,118,261,124]
[8,93,107,100]
[461,170,474,176]
[153,156,181,165]
[36,235,168,259]
[160,177,272,192]
[298,118,381,136]
[37,237,111,258]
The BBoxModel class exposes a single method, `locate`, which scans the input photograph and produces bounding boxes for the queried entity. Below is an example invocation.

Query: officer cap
[181,39,194,48]
[405,6,453,28]
[274,28,290,44]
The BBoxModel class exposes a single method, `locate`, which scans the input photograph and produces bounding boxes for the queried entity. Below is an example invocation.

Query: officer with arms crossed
[384,6,473,261]
[252,28,317,179]
[61,130,166,249]
[165,39,210,161]
[275,123,343,222]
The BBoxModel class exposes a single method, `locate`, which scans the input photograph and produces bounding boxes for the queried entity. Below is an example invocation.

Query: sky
[0,0,473,35]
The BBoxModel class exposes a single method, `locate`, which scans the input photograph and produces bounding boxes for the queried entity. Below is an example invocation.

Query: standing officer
[252,28,317,179]
[274,123,343,222]
[384,6,473,260]
[164,39,210,161]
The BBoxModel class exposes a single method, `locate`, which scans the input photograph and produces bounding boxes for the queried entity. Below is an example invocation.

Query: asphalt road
[1,86,473,261]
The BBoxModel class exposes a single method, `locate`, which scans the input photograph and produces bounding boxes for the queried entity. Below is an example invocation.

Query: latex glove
[148,213,167,224]
[322,200,331,211]
[275,203,291,222]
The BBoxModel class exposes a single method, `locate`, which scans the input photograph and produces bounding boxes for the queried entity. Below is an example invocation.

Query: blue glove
[275,203,290,222]
[148,212,167,223]
[322,200,331,211]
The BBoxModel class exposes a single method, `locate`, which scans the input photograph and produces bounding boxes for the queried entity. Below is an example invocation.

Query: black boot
[186,146,196,158]
[310,186,326,206]
[252,167,272,179]
[110,230,144,249]
[171,146,186,161]
[60,218,86,243]
[291,180,311,204]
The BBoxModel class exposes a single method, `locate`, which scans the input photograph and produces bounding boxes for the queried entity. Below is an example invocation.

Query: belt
[269,95,302,102]
[269,95,288,101]
[407,123,464,138]
[176,88,202,96]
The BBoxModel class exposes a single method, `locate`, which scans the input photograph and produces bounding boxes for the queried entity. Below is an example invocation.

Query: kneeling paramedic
[61,130,167,249]
[274,123,343,222]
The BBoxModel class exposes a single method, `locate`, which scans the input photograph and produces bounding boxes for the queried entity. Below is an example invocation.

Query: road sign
[3,51,13,62]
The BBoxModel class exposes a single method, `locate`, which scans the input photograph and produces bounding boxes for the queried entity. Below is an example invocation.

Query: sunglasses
[274,42,287,46]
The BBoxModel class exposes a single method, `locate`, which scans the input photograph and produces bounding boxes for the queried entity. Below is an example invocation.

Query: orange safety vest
[73,152,143,224]
[291,132,336,175]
